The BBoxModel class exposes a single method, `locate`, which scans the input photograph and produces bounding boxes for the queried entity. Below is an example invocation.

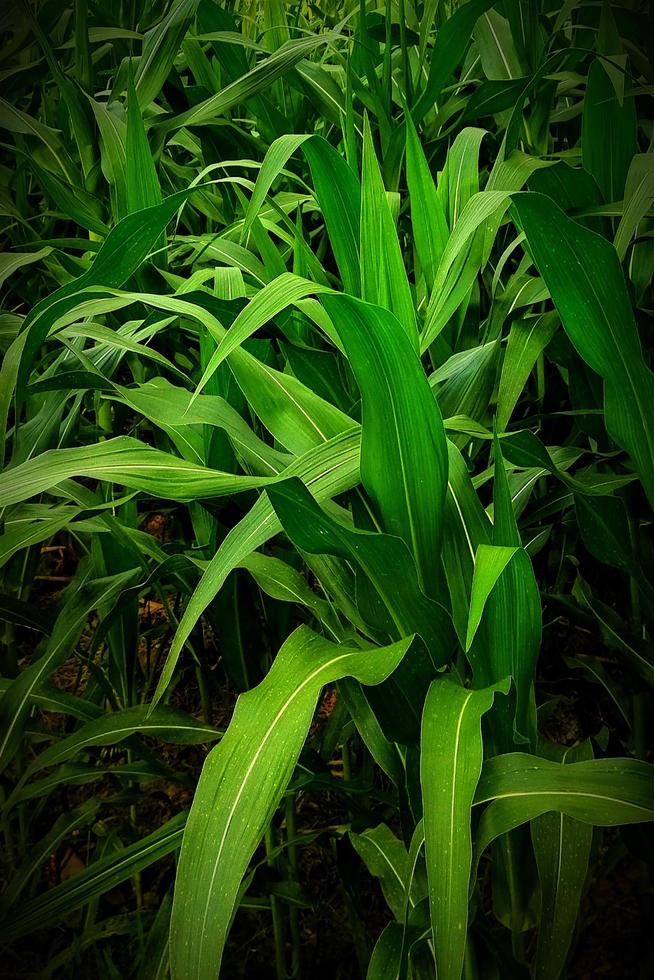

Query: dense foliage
[1,1,654,977]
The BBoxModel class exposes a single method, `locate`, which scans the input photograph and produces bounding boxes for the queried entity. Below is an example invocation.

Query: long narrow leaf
[169,627,414,980]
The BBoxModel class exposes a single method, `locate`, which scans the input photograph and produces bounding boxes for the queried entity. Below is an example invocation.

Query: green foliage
[1,2,653,978]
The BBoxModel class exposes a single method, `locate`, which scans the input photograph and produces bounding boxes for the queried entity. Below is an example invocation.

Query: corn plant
[1,1,654,978]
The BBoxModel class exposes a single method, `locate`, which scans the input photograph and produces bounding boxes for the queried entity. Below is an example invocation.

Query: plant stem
[342,739,352,782]
[285,794,301,979]
[266,824,286,980]
[195,662,212,726]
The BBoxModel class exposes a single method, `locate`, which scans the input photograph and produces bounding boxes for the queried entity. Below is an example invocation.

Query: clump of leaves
[1,1,653,979]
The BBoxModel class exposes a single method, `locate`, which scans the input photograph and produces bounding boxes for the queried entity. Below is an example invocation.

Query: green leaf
[0,677,100,723]
[228,346,354,456]
[0,436,274,506]
[110,378,288,476]
[474,9,523,81]
[242,134,311,242]
[467,438,541,749]
[73,0,92,91]
[323,293,448,597]
[405,112,448,292]
[0,801,99,912]
[421,153,551,353]
[412,0,494,122]
[192,273,325,395]
[302,136,362,295]
[158,35,329,131]
[338,679,405,788]
[25,705,221,778]
[2,812,187,943]
[366,922,405,980]
[582,58,637,204]
[512,192,654,509]
[30,161,108,235]
[496,312,558,431]
[360,118,417,347]
[441,441,493,642]
[432,340,499,436]
[126,71,161,213]
[140,890,173,980]
[465,544,519,651]
[350,824,411,920]
[239,551,337,631]
[89,288,353,457]
[531,740,594,980]
[169,627,414,980]
[573,573,654,685]
[267,477,453,672]
[574,493,633,573]
[0,96,76,182]
[152,429,362,708]
[614,153,654,261]
[10,760,170,806]
[0,504,74,569]
[463,77,527,122]
[12,189,197,415]
[135,0,200,108]
[474,753,654,863]
[440,127,487,232]
[0,248,52,290]
[420,676,509,980]
[88,97,128,219]
[0,567,138,772]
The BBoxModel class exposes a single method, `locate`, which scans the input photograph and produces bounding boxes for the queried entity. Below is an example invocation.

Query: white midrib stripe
[259,362,328,443]
[10,825,184,930]
[365,336,422,578]
[554,745,571,901]
[46,723,218,765]
[488,789,652,813]
[484,12,513,79]
[452,152,466,227]
[364,836,415,910]
[446,692,474,929]
[574,248,654,470]
[448,481,475,561]
[507,279,535,315]
[198,651,356,960]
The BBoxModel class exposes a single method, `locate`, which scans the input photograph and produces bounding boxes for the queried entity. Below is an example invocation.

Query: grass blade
[169,627,414,980]
[421,675,509,980]
[512,192,654,508]
[0,567,138,772]
[324,293,447,596]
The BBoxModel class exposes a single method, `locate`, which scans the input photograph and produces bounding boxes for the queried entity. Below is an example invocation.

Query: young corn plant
[1,1,653,978]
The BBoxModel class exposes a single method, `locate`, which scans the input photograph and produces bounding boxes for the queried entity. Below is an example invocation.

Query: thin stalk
[285,794,301,979]
[128,746,144,947]
[633,693,647,760]
[342,885,369,974]
[265,825,287,980]
[342,739,352,782]
[195,662,212,727]
[536,352,546,407]
[382,2,392,122]
[361,740,374,788]
[511,929,526,964]
[536,351,547,498]
[0,621,18,678]
[0,786,15,872]
[628,514,642,630]
[398,0,411,104]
